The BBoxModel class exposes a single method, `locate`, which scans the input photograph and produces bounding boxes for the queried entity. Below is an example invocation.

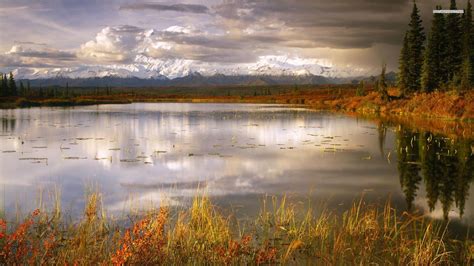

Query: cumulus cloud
[0,44,78,68]
[8,45,76,60]
[2,0,449,75]
[120,2,209,14]
[77,24,263,64]
[0,54,27,68]
[78,25,151,63]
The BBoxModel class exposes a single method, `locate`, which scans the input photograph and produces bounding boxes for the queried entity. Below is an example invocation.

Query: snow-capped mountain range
[7,55,374,81]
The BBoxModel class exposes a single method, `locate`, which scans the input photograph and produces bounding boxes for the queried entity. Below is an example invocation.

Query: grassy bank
[2,86,472,120]
[322,90,474,122]
[1,193,472,265]
[314,89,474,138]
[0,96,132,108]
[1,86,473,137]
[139,88,474,137]
[0,84,349,109]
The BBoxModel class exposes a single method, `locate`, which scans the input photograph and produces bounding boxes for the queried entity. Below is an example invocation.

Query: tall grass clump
[0,193,472,265]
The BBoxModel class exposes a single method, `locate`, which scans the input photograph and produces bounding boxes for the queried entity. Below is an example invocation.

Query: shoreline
[1,88,473,137]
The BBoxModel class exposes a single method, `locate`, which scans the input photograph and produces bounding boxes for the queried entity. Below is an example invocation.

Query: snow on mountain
[9,55,373,80]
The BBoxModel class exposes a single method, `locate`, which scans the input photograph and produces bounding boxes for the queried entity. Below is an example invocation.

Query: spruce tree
[460,58,472,90]
[8,72,17,96]
[421,58,434,93]
[445,0,463,85]
[470,0,474,85]
[356,80,365,96]
[2,74,8,96]
[0,74,3,97]
[422,5,448,92]
[406,2,425,93]
[461,1,472,90]
[19,81,25,96]
[398,33,410,96]
[379,63,389,102]
[462,0,473,89]
[27,81,31,97]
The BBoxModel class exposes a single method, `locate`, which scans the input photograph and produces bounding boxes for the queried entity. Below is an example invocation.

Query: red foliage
[111,208,169,265]
[256,244,277,265]
[1,209,40,264]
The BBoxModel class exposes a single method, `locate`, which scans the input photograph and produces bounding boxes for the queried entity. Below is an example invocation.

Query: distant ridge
[20,71,398,87]
[23,74,339,87]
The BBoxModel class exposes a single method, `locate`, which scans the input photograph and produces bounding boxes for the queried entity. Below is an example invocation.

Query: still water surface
[0,103,472,226]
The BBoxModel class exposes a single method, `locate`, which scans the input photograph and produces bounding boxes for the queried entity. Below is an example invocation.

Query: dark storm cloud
[9,49,76,61]
[213,0,413,48]
[153,28,298,63]
[120,2,209,14]
[0,55,25,68]
[1,45,79,68]
[183,47,258,63]
[159,31,244,49]
[148,32,260,63]
[0,54,63,68]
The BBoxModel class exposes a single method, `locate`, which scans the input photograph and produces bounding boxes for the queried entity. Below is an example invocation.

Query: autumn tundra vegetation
[1,193,473,265]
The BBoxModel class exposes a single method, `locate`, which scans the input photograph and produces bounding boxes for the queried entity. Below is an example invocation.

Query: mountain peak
[8,55,374,80]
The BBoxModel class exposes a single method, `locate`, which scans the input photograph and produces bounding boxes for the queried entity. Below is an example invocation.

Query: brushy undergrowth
[0,193,473,265]
[325,90,474,121]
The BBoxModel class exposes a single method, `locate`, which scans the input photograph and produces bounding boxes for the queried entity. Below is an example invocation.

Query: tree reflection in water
[394,125,474,220]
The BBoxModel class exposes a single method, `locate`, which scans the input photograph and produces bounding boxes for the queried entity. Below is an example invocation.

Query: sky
[0,0,470,78]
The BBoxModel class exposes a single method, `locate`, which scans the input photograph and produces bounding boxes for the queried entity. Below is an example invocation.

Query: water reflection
[1,117,16,132]
[396,126,473,220]
[0,103,472,226]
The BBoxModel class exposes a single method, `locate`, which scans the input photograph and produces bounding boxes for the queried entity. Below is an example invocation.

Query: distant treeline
[0,72,23,97]
[0,72,116,98]
[399,0,474,95]
[0,70,361,100]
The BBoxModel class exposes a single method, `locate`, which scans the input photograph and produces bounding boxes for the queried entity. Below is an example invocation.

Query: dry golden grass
[1,193,472,265]
[324,89,474,121]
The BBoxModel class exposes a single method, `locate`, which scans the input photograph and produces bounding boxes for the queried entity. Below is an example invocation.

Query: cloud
[0,54,27,68]
[8,45,76,60]
[78,25,150,63]
[213,0,412,49]
[77,25,261,64]
[0,44,78,68]
[0,5,28,13]
[13,41,47,46]
[74,18,398,73]
[17,10,78,36]
[0,54,62,68]
[3,0,451,74]
[120,2,209,14]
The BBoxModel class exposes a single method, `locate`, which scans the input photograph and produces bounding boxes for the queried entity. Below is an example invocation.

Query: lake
[0,103,473,227]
